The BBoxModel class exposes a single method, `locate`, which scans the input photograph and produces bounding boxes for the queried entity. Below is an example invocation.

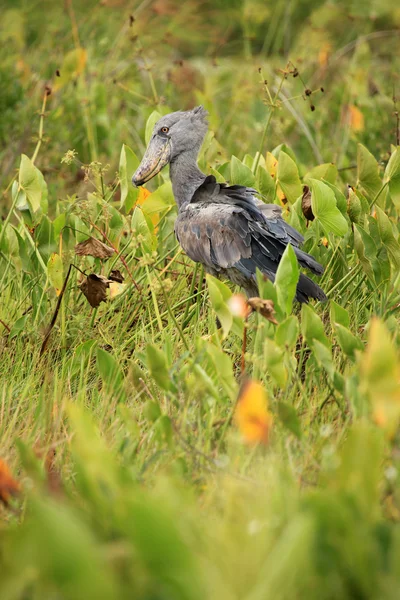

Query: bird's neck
[169,149,205,209]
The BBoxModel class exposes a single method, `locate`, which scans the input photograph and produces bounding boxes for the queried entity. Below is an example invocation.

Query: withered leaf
[109,269,124,283]
[248,297,278,325]
[75,237,115,259]
[301,185,314,221]
[0,458,20,507]
[79,273,110,308]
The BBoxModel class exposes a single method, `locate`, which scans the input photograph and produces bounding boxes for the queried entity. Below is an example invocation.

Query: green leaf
[375,206,400,268]
[145,110,162,145]
[330,300,349,328]
[309,178,348,236]
[146,344,171,391]
[131,206,156,251]
[353,225,377,283]
[264,339,287,387]
[278,402,302,438]
[275,244,299,316]
[96,348,124,391]
[323,181,347,215]
[230,155,256,187]
[275,315,299,351]
[301,304,331,349]
[119,144,139,212]
[256,165,276,201]
[277,151,302,204]
[47,253,64,295]
[335,323,364,361]
[206,275,232,338]
[357,144,382,202]
[53,213,66,241]
[384,147,400,209]
[9,315,28,339]
[304,163,338,185]
[18,154,42,212]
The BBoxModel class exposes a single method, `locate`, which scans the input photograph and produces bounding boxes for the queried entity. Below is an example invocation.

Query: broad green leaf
[278,401,302,438]
[375,206,400,268]
[9,315,28,339]
[275,244,299,315]
[206,275,232,338]
[53,213,66,241]
[304,163,337,185]
[323,181,347,215]
[131,206,155,251]
[335,323,364,361]
[384,147,400,209]
[353,225,377,283]
[271,143,297,163]
[312,339,335,379]
[141,181,175,216]
[330,300,349,328]
[230,155,256,187]
[309,178,348,236]
[277,151,302,204]
[301,304,330,349]
[256,165,276,202]
[119,144,139,212]
[275,315,299,350]
[356,144,382,202]
[209,167,226,183]
[264,339,287,387]
[146,344,171,391]
[47,253,64,296]
[96,348,124,391]
[145,110,162,145]
[18,154,42,212]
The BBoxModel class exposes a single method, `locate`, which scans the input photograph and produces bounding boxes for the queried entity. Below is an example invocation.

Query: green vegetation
[1,1,400,598]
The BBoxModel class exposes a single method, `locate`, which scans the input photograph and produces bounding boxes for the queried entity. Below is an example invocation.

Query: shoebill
[132,106,327,303]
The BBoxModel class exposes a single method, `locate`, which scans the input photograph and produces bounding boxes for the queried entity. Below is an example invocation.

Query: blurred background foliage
[1,0,400,210]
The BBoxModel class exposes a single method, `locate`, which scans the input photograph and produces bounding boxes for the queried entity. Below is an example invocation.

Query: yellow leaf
[348,105,364,132]
[235,380,272,445]
[138,187,160,228]
[318,42,332,67]
[360,318,400,436]
[137,187,152,205]
[108,281,127,299]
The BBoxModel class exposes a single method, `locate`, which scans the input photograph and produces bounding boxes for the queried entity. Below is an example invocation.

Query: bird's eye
[160,126,169,134]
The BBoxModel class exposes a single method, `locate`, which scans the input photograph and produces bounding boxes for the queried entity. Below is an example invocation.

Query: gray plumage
[132,106,327,303]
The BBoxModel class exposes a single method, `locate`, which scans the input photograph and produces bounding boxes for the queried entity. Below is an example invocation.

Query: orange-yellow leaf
[0,459,20,507]
[318,42,332,68]
[235,380,272,445]
[348,105,364,132]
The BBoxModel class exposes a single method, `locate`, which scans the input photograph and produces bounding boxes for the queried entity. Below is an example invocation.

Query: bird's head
[132,106,208,186]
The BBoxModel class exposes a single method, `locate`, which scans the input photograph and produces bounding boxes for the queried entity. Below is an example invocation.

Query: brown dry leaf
[109,269,124,283]
[235,380,272,445]
[0,459,20,507]
[248,297,278,325]
[301,185,314,221]
[75,237,115,259]
[79,273,110,308]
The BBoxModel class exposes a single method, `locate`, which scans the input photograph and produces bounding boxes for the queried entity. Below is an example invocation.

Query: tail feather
[294,247,324,275]
[296,273,327,303]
